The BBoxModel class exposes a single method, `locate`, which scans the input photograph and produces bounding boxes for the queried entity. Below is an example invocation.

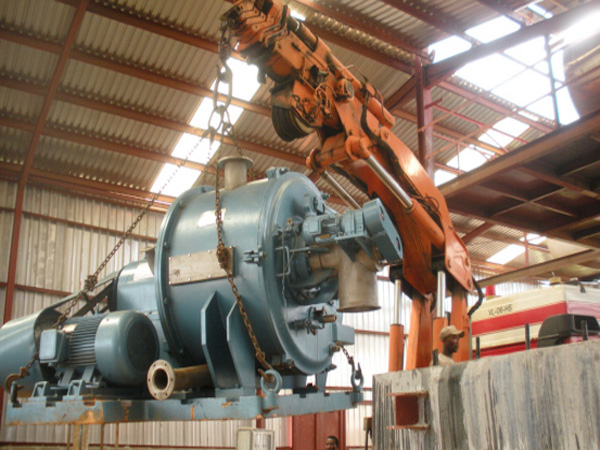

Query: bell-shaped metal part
[309,246,380,313]
[217,156,254,190]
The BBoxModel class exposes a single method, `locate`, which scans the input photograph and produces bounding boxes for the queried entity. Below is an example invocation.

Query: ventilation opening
[387,391,429,430]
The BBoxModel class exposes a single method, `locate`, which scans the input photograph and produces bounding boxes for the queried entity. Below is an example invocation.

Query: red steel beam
[0,28,531,152]
[66,0,414,74]
[5,0,88,327]
[0,82,306,166]
[426,2,598,87]
[1,0,88,424]
[0,207,159,243]
[461,222,494,244]
[392,109,504,155]
[0,115,212,174]
[378,0,472,41]
[1,161,347,211]
[56,0,228,57]
[415,56,434,177]
[438,80,554,134]
[0,281,72,299]
[0,30,271,118]
[385,76,416,111]
[291,0,430,59]
[306,22,413,73]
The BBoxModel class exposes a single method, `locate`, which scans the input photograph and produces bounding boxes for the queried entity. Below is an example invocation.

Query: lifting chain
[340,345,364,392]
[5,103,213,395]
[212,22,273,381]
[215,168,274,379]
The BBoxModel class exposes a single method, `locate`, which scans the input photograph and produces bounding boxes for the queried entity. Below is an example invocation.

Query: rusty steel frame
[479,249,600,287]
[291,0,430,59]
[1,0,89,425]
[4,0,88,322]
[425,2,598,87]
[0,26,530,169]
[415,55,435,178]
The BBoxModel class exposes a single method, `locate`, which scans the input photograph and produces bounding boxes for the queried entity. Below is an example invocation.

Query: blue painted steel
[0,168,405,423]
[5,389,363,424]
[94,311,159,386]
[0,308,61,393]
[153,171,352,387]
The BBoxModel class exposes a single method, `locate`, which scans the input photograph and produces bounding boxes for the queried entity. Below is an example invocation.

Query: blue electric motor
[0,158,403,404]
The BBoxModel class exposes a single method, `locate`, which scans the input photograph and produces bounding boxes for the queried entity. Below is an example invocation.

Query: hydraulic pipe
[364,155,445,249]
[432,270,448,357]
[320,170,360,209]
[436,270,446,318]
[388,279,405,372]
[147,360,213,400]
[394,279,403,326]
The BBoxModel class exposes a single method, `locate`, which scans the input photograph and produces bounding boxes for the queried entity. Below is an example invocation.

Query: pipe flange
[147,360,176,401]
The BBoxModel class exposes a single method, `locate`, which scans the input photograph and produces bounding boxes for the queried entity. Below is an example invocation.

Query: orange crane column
[432,270,448,359]
[388,280,405,372]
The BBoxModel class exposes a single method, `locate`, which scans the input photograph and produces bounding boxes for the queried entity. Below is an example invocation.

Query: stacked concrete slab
[374,340,600,449]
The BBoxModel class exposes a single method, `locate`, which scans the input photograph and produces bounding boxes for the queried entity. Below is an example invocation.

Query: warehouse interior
[0,0,599,448]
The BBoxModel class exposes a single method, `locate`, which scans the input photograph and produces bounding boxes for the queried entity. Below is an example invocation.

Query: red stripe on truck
[472,303,566,335]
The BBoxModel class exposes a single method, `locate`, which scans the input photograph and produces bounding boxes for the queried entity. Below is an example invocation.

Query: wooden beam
[462,223,494,244]
[479,249,600,287]
[426,2,597,87]
[440,110,600,198]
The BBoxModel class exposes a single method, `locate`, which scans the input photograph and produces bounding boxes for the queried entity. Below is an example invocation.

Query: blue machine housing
[153,168,351,391]
[0,166,403,424]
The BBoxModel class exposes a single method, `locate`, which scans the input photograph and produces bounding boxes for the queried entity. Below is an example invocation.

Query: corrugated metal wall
[0,180,286,447]
[0,180,539,448]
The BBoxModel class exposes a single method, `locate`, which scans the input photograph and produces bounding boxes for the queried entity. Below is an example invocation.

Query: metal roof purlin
[378,0,474,42]
[480,249,600,287]
[439,81,554,133]
[425,2,599,88]
[461,222,494,244]
[0,115,210,174]
[440,111,600,199]
[2,12,89,439]
[290,0,430,59]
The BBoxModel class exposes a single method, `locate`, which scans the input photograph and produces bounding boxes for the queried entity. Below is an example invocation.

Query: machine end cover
[94,311,159,386]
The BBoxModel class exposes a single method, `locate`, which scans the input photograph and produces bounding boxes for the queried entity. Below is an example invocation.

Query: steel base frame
[5,390,363,425]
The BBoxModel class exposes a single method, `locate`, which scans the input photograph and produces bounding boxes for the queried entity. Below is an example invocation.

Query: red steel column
[1,0,88,425]
[415,55,435,179]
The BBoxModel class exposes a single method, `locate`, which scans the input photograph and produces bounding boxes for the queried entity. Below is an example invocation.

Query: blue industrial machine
[0,158,403,424]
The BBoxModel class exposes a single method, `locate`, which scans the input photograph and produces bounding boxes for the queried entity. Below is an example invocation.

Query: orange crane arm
[223,0,473,300]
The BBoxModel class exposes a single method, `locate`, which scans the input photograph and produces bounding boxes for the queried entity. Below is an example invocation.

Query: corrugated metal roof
[0,39,59,80]
[0,85,44,120]
[0,0,75,39]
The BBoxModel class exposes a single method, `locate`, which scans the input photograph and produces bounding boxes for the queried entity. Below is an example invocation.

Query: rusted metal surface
[374,340,600,449]
[168,247,232,285]
[5,390,362,425]
[441,110,600,279]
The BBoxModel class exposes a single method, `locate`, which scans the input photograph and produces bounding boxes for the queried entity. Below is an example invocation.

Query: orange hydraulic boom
[223,0,476,366]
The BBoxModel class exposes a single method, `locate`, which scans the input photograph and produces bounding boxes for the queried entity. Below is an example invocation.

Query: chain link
[340,345,363,390]
[5,89,214,395]
[210,23,272,380]
[215,169,273,378]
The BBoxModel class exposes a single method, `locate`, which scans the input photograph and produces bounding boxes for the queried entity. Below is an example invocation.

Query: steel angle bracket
[6,390,363,425]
